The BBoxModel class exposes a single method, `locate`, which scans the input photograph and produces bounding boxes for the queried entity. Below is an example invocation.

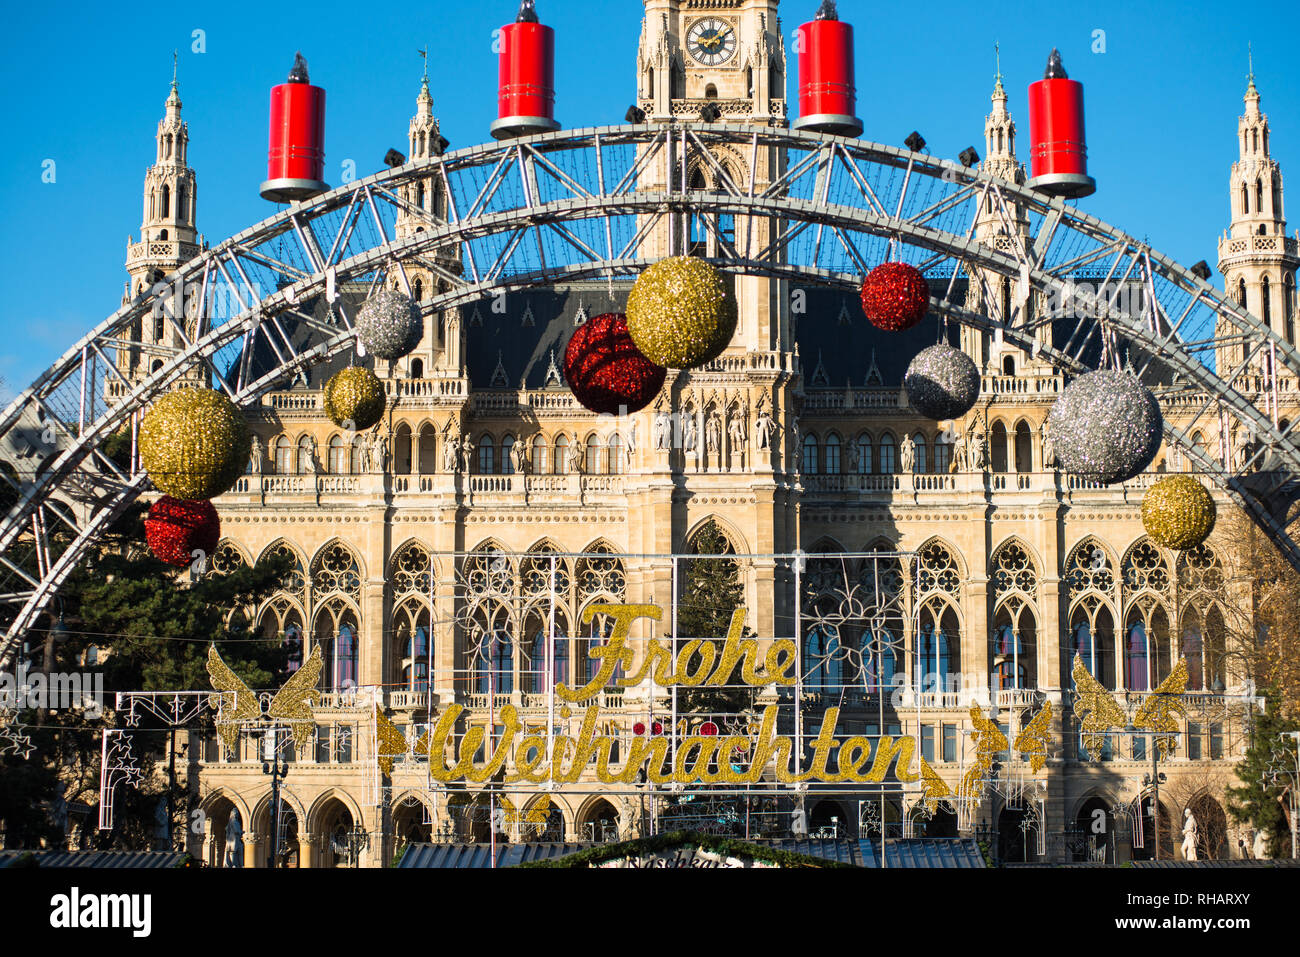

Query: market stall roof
[0,850,188,868]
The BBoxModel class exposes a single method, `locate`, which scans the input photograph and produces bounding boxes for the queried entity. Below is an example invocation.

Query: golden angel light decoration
[207,645,323,755]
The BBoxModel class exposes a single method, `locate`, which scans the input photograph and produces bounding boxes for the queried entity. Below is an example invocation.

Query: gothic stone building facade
[114,1,1300,866]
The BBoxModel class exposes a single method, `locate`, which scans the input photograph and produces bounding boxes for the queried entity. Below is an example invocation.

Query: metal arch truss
[2,122,1300,663]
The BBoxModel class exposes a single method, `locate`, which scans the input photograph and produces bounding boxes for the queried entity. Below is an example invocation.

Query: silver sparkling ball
[355,289,422,360]
[904,344,980,420]
[1048,369,1163,485]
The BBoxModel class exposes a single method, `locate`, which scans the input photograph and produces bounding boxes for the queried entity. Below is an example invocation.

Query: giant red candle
[261,52,329,204]
[491,1,561,140]
[1026,49,1096,199]
[792,2,862,137]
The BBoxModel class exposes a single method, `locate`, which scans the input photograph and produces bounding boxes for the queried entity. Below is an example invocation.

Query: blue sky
[0,0,1296,402]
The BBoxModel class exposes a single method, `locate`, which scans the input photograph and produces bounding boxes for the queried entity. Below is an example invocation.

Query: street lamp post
[1122,724,1169,861]
[260,726,290,869]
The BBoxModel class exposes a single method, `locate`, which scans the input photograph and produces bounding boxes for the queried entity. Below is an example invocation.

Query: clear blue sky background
[1,0,1296,402]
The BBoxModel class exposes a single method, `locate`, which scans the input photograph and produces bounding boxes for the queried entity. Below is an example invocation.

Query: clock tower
[637,0,786,125]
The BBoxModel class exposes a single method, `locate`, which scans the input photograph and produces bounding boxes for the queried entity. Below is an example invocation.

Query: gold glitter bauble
[1141,475,1217,550]
[625,256,738,369]
[139,388,251,500]
[323,367,386,431]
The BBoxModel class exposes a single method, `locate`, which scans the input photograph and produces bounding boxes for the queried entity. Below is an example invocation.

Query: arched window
[154,311,166,342]
[804,621,842,692]
[1002,354,1016,376]
[855,433,872,474]
[1285,273,1296,343]
[478,435,495,475]
[1238,278,1248,309]
[477,631,514,695]
[415,181,425,210]
[501,435,516,475]
[161,184,171,218]
[273,436,292,475]
[824,434,841,475]
[327,435,348,474]
[911,432,927,474]
[878,433,896,474]
[177,185,186,221]
[1241,183,1250,214]
[608,433,623,474]
[1000,277,1012,322]
[532,434,549,475]
[1256,179,1265,213]
[802,434,819,474]
[394,602,431,693]
[297,436,314,475]
[394,424,412,475]
[585,434,602,475]
[991,421,1009,472]
[993,624,1025,689]
[933,434,952,474]
[1125,620,1150,691]
[917,602,959,690]
[1014,421,1034,473]
[1071,603,1116,689]
[413,277,424,301]
[410,358,424,378]
[554,434,570,475]
[418,425,437,474]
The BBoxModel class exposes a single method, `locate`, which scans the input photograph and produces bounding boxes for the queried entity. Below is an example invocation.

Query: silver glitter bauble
[1047,370,1163,484]
[904,344,980,420]
[355,290,422,360]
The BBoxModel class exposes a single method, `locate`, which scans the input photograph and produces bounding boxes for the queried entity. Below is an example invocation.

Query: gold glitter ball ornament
[625,256,738,369]
[139,388,251,500]
[1141,475,1217,550]
[323,367,386,431]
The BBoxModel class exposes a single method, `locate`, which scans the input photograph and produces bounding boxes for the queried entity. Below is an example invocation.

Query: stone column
[243,833,262,869]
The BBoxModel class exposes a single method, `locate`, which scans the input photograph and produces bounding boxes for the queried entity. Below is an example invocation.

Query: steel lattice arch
[2,122,1298,665]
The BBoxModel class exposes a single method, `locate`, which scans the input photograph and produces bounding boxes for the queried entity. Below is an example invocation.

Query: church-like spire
[981,44,1022,184]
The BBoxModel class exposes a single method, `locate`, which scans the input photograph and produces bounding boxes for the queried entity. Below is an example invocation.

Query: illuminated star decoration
[0,725,35,759]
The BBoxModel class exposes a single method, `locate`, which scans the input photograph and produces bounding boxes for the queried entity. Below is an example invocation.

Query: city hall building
[103,0,1298,866]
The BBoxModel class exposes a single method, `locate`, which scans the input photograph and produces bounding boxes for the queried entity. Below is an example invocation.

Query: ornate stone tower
[393,74,464,381]
[963,68,1048,378]
[125,72,201,301]
[1217,74,1299,349]
[116,72,205,392]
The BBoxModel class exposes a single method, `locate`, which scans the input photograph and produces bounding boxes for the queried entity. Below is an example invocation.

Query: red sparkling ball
[145,496,221,568]
[563,312,667,415]
[651,720,665,736]
[700,721,719,736]
[859,262,930,332]
[633,721,647,736]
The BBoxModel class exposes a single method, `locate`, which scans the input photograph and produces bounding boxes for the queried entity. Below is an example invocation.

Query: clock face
[686,18,737,66]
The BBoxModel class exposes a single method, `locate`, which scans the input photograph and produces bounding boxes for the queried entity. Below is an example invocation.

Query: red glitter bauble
[563,312,667,415]
[633,722,647,736]
[651,720,665,736]
[145,496,221,568]
[700,721,719,736]
[859,262,930,332]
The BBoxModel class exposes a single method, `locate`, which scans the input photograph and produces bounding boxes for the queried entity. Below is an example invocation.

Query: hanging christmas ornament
[145,497,221,568]
[859,262,930,332]
[1047,370,1163,484]
[355,289,423,360]
[625,256,738,369]
[563,312,666,415]
[1142,475,1217,550]
[904,344,980,420]
[323,367,386,431]
[139,388,252,500]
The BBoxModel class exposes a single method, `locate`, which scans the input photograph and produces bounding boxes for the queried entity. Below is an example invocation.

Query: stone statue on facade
[682,414,698,453]
[1041,422,1056,469]
[705,413,721,454]
[755,410,775,450]
[512,438,529,475]
[653,410,672,451]
[952,431,969,473]
[728,408,746,453]
[461,435,476,474]
[225,810,244,868]
[443,434,461,473]
[971,432,989,472]
[900,434,915,474]
[625,418,639,467]
[1181,808,1199,861]
[372,429,389,474]
[250,436,265,474]
[848,437,861,472]
[569,432,585,474]
[304,435,320,474]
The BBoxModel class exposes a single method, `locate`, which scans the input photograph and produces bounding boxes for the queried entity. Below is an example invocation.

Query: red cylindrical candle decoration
[1026,49,1096,199]
[261,52,329,203]
[490,2,560,140]
[792,3,862,137]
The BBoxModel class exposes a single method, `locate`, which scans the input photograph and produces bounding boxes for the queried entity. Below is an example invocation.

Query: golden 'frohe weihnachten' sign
[418,604,951,803]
